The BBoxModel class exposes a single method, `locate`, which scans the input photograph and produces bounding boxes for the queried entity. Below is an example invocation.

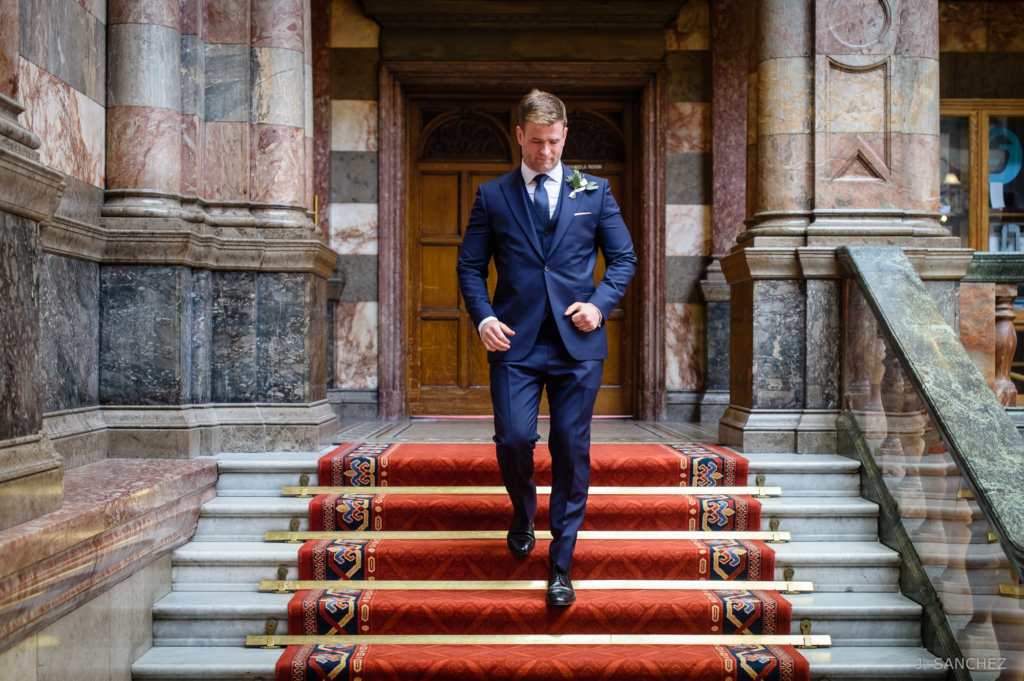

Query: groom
[456,89,636,606]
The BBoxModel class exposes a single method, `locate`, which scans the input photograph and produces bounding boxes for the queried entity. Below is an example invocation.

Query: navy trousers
[489,325,603,571]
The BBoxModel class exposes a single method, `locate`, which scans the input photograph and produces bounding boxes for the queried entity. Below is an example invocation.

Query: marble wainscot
[0,458,216,654]
[699,257,730,422]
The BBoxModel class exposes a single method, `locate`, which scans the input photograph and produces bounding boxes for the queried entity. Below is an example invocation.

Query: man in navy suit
[456,90,636,606]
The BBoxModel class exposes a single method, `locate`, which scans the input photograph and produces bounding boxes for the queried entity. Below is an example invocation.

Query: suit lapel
[500,170,543,260]
[547,163,580,255]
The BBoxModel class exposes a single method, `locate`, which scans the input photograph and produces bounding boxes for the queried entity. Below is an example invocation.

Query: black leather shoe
[546,564,576,606]
[507,516,535,557]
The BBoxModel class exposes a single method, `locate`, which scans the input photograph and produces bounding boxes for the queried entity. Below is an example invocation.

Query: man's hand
[565,302,602,332]
[480,319,515,352]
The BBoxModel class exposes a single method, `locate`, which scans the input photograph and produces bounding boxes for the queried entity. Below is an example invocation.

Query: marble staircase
[132,435,948,680]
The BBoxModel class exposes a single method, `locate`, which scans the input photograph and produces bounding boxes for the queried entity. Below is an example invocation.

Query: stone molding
[0,139,65,225]
[719,406,841,453]
[0,459,217,655]
[39,213,338,277]
[721,245,975,284]
[43,402,338,460]
[0,434,63,533]
[362,1,685,28]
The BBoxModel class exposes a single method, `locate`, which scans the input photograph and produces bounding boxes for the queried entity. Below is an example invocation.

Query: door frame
[378,61,667,421]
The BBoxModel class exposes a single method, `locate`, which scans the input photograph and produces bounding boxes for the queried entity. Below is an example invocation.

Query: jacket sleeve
[588,180,637,323]
[456,185,496,331]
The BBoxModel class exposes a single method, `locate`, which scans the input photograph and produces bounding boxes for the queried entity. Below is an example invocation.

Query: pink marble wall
[330,100,378,151]
[106,105,181,193]
[17,57,105,188]
[334,302,378,389]
[329,203,377,254]
[204,0,249,44]
[250,123,305,204]
[181,114,203,198]
[0,0,18,99]
[666,303,705,391]
[203,121,249,200]
[960,283,996,390]
[667,102,710,154]
[180,0,202,36]
[710,0,749,254]
[313,0,332,232]
[666,205,711,256]
[109,0,180,29]
[251,0,306,51]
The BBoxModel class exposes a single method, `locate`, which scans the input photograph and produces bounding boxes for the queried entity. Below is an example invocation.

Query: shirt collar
[520,161,563,188]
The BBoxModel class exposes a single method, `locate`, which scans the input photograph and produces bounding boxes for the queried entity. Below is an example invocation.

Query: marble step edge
[197,495,880,518]
[151,590,922,620]
[212,452,863,474]
[131,646,945,679]
[170,541,901,566]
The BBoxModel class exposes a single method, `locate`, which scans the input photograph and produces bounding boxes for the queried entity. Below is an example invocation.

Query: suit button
[545,247,550,251]
[544,232,549,237]
[544,266,549,272]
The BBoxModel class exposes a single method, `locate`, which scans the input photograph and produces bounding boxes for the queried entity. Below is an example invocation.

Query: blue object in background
[990,127,1023,184]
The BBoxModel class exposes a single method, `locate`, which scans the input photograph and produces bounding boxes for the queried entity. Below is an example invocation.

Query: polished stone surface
[666,152,711,205]
[840,245,1024,578]
[106,23,181,111]
[204,43,248,123]
[805,279,841,410]
[18,0,105,105]
[666,255,709,304]
[665,50,711,102]
[256,273,310,403]
[333,253,378,302]
[211,271,257,403]
[99,266,191,406]
[39,254,98,413]
[705,299,730,392]
[180,34,205,119]
[329,150,377,203]
[752,280,805,410]
[190,270,212,406]
[0,210,41,440]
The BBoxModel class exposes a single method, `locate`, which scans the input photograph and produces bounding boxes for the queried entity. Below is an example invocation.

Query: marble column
[104,0,184,221]
[249,0,309,229]
[720,0,970,452]
[0,0,67,530]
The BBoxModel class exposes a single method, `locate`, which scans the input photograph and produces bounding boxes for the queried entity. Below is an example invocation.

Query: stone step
[151,590,921,648]
[211,452,862,497]
[170,541,900,593]
[193,495,879,542]
[132,645,946,680]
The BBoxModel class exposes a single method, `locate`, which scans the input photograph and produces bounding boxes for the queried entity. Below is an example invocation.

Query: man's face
[516,120,567,174]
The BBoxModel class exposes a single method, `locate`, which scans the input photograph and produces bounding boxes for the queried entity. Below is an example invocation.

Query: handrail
[838,245,1024,581]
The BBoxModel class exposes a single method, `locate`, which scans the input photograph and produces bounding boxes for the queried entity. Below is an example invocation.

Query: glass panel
[988,116,1024,252]
[843,280,1024,679]
[941,116,971,249]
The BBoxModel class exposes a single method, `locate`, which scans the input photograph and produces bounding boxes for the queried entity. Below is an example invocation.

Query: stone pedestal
[698,258,730,422]
[0,91,67,530]
[722,0,971,452]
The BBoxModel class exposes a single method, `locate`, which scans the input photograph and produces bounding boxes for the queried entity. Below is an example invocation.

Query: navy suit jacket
[456,163,637,363]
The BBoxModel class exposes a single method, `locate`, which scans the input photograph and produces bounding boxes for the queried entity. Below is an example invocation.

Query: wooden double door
[405,96,638,416]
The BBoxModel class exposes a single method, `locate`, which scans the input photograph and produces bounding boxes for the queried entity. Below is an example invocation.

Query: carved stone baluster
[995,284,1019,407]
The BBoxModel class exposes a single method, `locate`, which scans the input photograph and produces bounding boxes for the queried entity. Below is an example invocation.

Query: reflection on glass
[844,281,1024,680]
[941,116,970,249]
[989,117,1024,253]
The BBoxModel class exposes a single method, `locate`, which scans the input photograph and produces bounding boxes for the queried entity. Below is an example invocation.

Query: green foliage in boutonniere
[566,167,599,199]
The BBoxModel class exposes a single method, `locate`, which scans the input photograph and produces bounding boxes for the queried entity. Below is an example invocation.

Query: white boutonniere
[566,167,599,199]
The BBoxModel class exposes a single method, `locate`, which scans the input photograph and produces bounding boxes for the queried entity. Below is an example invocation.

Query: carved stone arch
[419,110,512,162]
[563,110,626,162]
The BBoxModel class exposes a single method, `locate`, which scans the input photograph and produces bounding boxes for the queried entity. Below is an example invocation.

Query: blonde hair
[518,89,567,128]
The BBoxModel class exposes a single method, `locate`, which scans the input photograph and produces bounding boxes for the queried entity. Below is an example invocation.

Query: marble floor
[333,419,720,444]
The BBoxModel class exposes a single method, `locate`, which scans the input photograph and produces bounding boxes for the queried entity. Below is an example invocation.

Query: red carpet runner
[277,442,807,680]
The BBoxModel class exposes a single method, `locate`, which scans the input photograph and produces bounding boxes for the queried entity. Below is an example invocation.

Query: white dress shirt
[476,162,599,336]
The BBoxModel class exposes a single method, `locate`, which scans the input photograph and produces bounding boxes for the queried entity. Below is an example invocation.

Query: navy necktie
[533,174,550,224]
